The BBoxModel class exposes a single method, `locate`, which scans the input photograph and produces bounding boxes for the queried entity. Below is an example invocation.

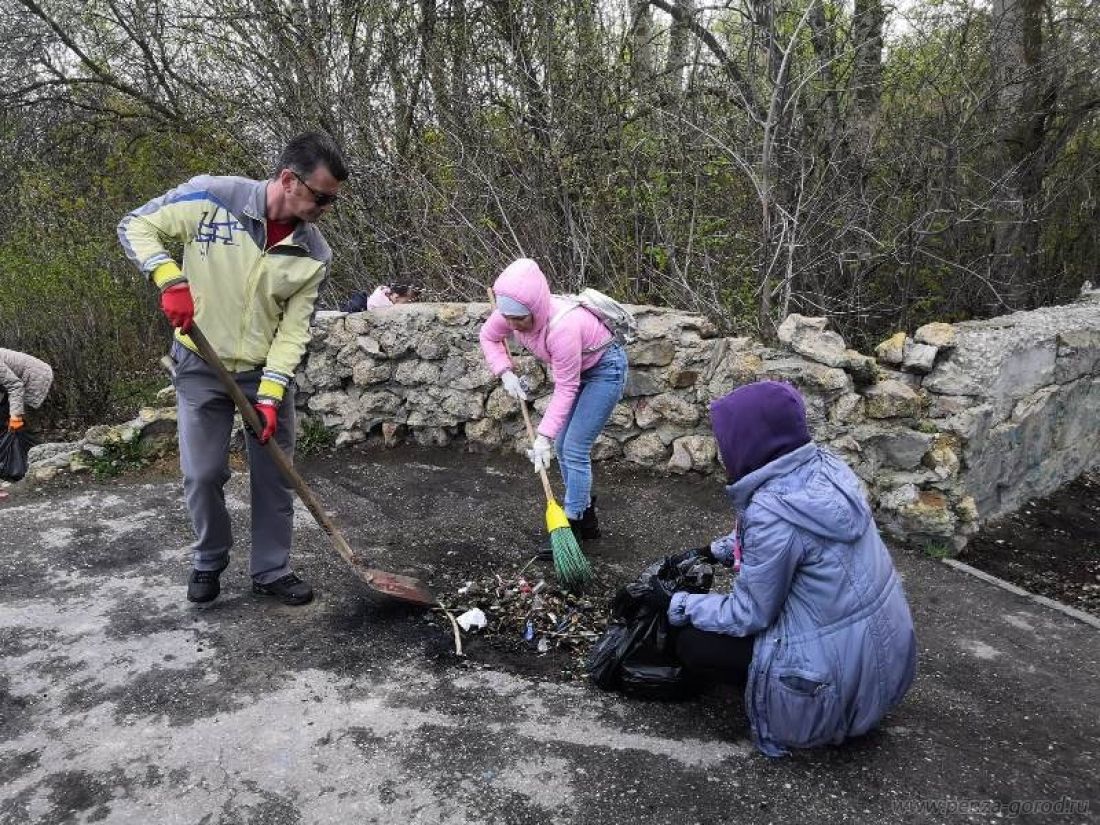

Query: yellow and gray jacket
[117,174,331,403]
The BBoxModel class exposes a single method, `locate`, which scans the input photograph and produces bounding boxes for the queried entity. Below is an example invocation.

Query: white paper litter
[456,607,487,632]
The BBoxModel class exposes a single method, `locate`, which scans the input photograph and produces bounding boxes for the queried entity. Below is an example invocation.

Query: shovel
[167,323,436,607]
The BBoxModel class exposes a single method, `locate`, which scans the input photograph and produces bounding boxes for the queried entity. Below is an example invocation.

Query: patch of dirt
[960,472,1100,617]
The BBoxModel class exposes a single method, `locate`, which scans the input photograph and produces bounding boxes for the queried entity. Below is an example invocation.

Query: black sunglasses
[292,170,339,206]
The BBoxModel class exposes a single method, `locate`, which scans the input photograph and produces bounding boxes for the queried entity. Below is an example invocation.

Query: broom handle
[185,324,361,569]
[487,288,557,504]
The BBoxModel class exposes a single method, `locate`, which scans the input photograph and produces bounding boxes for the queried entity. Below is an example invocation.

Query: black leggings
[673,627,755,686]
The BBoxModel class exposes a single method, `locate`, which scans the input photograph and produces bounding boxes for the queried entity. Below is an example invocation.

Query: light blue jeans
[554,344,628,519]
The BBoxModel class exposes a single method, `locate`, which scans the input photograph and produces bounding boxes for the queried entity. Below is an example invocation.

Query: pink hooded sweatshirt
[480,259,613,439]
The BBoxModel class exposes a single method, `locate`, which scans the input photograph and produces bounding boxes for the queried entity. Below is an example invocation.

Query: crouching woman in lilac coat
[667,380,917,757]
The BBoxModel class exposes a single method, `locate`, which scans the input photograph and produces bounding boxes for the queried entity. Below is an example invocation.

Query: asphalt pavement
[0,445,1096,824]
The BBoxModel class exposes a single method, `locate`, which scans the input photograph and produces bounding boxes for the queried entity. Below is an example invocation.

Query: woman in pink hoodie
[481,259,629,546]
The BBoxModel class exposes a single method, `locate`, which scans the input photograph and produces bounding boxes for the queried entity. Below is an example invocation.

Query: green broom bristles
[550,526,592,591]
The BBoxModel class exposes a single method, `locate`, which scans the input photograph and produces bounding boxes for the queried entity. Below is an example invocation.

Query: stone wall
[18,291,1100,551]
[297,292,1100,549]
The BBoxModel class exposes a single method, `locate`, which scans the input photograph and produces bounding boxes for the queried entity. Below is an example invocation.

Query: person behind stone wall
[117,131,348,608]
[655,380,917,757]
[480,258,629,557]
[342,283,420,312]
[0,347,53,433]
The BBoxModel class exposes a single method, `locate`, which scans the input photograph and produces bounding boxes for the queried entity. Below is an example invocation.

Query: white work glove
[500,370,529,401]
[526,434,554,473]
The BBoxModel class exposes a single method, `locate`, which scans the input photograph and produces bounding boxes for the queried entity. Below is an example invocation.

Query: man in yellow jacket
[118,132,347,606]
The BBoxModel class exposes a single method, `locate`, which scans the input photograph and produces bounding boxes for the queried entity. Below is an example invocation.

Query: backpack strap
[547,300,581,329]
[547,299,614,354]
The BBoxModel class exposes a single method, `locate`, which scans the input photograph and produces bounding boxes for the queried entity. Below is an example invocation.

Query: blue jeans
[554,344,628,519]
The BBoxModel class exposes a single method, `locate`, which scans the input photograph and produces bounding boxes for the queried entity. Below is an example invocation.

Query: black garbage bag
[586,552,714,700]
[0,428,37,482]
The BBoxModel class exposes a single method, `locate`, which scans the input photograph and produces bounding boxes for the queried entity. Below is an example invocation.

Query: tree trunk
[989,0,1049,308]
[664,0,694,102]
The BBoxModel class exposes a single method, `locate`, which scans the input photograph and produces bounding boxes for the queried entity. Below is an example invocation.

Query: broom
[487,288,593,590]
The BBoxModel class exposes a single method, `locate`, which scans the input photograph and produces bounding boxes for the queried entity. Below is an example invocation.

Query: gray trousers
[171,342,296,584]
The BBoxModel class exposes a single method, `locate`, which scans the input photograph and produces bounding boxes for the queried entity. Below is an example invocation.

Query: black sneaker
[252,573,314,606]
[187,565,227,603]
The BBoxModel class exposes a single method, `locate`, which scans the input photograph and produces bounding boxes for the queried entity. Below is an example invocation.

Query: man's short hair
[276,132,348,181]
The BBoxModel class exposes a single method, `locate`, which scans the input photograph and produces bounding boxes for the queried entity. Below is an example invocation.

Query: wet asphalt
[0,443,1096,824]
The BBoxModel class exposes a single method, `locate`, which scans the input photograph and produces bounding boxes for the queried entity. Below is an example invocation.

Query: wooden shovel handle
[486,287,557,503]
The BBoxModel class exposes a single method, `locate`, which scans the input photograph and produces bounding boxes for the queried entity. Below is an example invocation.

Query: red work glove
[160,283,194,332]
[7,417,24,431]
[253,401,278,444]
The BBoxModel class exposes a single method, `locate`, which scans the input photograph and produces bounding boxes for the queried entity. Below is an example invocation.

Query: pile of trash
[434,571,611,670]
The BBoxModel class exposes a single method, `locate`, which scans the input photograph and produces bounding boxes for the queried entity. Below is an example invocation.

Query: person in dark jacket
[664,380,917,757]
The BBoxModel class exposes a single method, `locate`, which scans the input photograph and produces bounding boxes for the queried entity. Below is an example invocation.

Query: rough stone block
[829,393,865,425]
[352,360,393,387]
[357,335,383,356]
[633,398,662,429]
[394,360,441,386]
[914,322,956,349]
[627,339,677,367]
[863,379,921,419]
[647,393,701,426]
[464,418,501,447]
[761,357,852,396]
[436,303,468,325]
[902,341,938,373]
[355,391,402,415]
[668,435,717,474]
[875,332,907,365]
[412,427,451,447]
[591,435,623,461]
[843,351,879,387]
[625,370,665,397]
[922,436,961,480]
[863,428,934,469]
[623,432,668,467]
[416,331,453,360]
[669,369,700,389]
[777,314,828,343]
[1055,329,1100,384]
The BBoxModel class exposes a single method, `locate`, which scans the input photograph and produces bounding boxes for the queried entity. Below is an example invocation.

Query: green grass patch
[922,541,953,560]
[298,417,336,456]
[90,438,154,479]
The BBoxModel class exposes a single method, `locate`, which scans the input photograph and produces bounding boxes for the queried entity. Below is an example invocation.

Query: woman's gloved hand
[526,434,554,473]
[500,370,529,401]
[670,546,715,566]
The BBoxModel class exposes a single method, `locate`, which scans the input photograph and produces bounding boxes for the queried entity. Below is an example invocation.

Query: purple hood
[709,381,811,483]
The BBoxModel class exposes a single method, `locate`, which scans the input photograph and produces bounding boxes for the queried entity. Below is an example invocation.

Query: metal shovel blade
[359,568,437,607]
